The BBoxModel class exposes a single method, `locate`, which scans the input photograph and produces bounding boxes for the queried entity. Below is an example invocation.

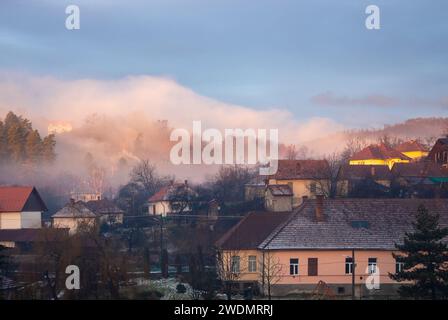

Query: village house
[147,181,196,216]
[395,140,429,160]
[0,186,47,230]
[428,137,448,167]
[70,191,102,202]
[0,186,68,249]
[267,160,329,207]
[264,185,293,212]
[391,162,448,197]
[349,143,411,169]
[216,197,448,298]
[85,198,125,225]
[244,176,266,201]
[52,199,98,234]
[337,164,393,196]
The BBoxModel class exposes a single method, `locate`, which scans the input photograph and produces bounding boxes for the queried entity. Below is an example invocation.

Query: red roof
[350,144,411,161]
[0,186,47,212]
[396,140,428,153]
[148,183,195,202]
[270,160,330,180]
[148,186,172,202]
[215,211,292,250]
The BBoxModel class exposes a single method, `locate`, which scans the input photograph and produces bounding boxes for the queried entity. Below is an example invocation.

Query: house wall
[148,201,192,216]
[20,211,42,228]
[268,179,326,206]
[53,217,96,234]
[428,141,448,165]
[0,212,21,229]
[0,241,15,248]
[401,151,428,160]
[349,158,409,169]
[221,249,406,296]
[265,191,292,212]
[148,201,170,216]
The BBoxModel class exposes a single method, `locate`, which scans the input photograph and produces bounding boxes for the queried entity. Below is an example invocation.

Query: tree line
[0,111,56,164]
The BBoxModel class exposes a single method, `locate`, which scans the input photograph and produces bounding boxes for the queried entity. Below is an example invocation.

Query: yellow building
[216,198,447,298]
[349,144,410,169]
[267,160,330,206]
[395,140,429,160]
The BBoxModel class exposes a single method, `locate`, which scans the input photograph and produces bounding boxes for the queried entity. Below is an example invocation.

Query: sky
[0,0,447,129]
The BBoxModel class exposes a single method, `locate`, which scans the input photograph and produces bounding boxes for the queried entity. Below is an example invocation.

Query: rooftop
[396,140,428,153]
[215,211,292,250]
[269,160,329,180]
[52,200,97,218]
[0,186,47,213]
[261,198,448,250]
[350,144,410,161]
[267,184,293,196]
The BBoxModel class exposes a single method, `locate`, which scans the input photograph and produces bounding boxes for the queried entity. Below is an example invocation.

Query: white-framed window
[368,258,377,274]
[396,261,404,274]
[231,256,240,273]
[248,256,257,272]
[345,257,353,274]
[290,258,299,275]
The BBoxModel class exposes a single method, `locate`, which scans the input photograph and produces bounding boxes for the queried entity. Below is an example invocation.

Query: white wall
[0,212,21,229]
[21,211,42,228]
[148,201,170,216]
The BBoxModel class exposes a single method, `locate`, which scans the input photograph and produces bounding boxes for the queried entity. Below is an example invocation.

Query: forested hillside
[0,111,56,164]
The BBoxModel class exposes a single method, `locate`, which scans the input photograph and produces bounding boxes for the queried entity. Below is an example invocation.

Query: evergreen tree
[0,111,57,164]
[0,121,7,162]
[26,129,43,163]
[391,205,448,299]
[42,134,57,163]
[7,122,26,162]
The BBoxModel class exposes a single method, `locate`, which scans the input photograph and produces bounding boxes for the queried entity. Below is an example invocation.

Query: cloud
[0,73,346,182]
[0,73,343,144]
[311,91,399,107]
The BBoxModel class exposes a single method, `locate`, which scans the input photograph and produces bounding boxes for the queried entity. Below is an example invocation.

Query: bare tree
[259,250,282,300]
[285,144,298,160]
[307,154,344,198]
[216,249,246,300]
[340,137,368,163]
[211,165,256,202]
[130,159,167,195]
[168,182,198,215]
[86,164,107,195]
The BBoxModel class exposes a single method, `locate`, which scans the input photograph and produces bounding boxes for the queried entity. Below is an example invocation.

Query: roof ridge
[259,201,307,249]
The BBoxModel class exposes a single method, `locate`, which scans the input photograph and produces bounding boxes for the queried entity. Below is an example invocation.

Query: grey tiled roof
[52,201,97,218]
[260,198,448,250]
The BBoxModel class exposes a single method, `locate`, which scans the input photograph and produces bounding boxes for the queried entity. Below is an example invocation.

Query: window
[396,261,404,274]
[345,257,353,274]
[368,258,377,274]
[248,256,257,272]
[231,256,240,273]
[290,258,299,275]
[310,182,317,194]
[308,258,318,276]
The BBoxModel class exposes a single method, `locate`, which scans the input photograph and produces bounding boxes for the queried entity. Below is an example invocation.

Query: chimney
[302,195,308,202]
[69,198,75,205]
[184,179,188,186]
[315,195,324,222]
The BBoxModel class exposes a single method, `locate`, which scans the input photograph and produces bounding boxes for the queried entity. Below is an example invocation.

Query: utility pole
[352,248,356,300]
